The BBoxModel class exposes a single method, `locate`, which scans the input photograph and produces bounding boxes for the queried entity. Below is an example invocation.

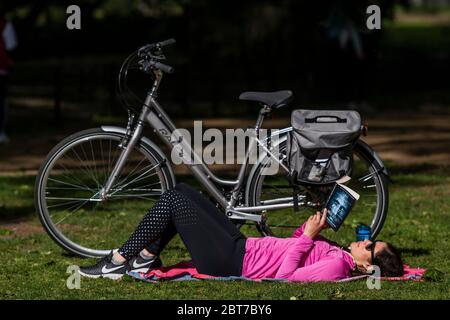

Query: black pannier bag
[286,109,362,184]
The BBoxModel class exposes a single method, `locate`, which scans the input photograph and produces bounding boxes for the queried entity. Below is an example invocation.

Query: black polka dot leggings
[118,183,247,276]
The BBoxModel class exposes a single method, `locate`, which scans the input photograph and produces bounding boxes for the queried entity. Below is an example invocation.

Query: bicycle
[35,39,389,258]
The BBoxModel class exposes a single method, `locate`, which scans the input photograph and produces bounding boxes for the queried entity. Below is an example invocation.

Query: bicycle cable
[117,50,150,114]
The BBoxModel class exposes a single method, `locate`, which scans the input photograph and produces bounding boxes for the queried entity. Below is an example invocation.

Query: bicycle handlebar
[151,61,174,74]
[158,38,176,47]
[137,38,176,74]
[139,38,176,53]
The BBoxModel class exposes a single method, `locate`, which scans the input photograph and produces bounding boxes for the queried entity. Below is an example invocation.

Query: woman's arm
[292,209,328,238]
[275,234,315,278]
[282,257,350,282]
[291,222,307,238]
[277,210,329,278]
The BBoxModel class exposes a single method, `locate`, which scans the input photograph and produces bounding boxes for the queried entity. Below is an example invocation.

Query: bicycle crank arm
[226,209,263,222]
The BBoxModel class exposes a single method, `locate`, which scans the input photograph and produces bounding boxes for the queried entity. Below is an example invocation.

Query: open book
[323,177,360,231]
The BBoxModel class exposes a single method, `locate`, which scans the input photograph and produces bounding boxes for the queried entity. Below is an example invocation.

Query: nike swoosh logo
[132,260,154,269]
[101,265,124,273]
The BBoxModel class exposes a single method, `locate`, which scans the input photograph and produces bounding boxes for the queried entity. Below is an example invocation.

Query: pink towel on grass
[129,261,426,283]
[140,261,215,280]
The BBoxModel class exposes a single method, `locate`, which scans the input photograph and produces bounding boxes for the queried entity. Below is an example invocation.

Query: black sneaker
[79,251,128,280]
[128,254,162,273]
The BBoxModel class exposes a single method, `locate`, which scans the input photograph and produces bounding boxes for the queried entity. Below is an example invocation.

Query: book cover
[324,181,360,231]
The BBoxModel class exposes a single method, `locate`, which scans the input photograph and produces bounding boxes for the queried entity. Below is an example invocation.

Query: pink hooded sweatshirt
[241,222,356,282]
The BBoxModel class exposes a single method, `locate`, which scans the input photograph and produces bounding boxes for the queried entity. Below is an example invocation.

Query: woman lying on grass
[79,183,404,282]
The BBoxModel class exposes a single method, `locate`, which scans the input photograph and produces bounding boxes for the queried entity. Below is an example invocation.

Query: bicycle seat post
[228,104,271,208]
[256,104,272,129]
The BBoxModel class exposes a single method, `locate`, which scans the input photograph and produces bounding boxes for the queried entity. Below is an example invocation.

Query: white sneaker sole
[129,267,151,273]
[79,270,124,280]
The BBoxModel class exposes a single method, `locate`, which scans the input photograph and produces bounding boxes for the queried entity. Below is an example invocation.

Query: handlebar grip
[158,38,176,47]
[152,61,174,74]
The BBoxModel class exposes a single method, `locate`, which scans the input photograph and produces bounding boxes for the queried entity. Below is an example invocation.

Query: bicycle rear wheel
[35,128,175,258]
[246,139,389,243]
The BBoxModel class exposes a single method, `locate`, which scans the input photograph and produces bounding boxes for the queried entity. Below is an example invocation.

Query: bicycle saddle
[239,90,293,108]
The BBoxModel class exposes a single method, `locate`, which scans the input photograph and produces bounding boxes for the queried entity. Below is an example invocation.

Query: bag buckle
[362,122,369,136]
[307,159,329,182]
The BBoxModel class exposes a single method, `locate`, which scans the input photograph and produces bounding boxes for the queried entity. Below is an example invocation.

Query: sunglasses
[365,240,380,263]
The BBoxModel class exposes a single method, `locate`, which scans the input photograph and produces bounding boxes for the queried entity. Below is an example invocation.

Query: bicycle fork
[99,107,149,200]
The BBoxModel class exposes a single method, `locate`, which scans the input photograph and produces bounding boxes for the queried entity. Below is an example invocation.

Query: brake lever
[137,43,156,55]
[137,59,152,74]
[138,44,166,58]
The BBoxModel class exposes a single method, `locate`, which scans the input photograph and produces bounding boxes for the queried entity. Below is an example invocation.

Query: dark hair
[373,243,404,277]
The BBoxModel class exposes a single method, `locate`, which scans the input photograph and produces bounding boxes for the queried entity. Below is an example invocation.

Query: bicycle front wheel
[35,128,175,258]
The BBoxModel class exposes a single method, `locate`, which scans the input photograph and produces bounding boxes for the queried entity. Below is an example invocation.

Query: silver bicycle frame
[101,71,296,222]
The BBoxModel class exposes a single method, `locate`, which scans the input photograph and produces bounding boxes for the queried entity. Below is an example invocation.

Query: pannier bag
[286,109,362,184]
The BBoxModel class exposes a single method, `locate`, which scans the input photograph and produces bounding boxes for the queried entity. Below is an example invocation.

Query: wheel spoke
[70,146,102,187]
[47,197,102,201]
[110,156,149,191]
[89,139,101,189]
[52,158,93,191]
[47,177,93,191]
[54,197,92,226]
[47,199,84,209]
[109,163,161,196]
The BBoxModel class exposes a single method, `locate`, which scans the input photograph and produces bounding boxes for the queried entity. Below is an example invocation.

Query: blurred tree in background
[2,0,449,120]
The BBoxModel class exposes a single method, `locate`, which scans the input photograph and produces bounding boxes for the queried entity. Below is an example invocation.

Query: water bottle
[355,224,372,241]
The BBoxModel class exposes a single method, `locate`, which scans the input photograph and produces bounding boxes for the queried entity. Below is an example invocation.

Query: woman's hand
[303,208,329,239]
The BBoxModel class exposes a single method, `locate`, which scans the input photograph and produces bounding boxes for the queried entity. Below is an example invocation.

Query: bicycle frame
[101,71,298,223]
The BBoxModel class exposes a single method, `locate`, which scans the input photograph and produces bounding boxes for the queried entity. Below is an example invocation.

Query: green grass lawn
[0,167,449,300]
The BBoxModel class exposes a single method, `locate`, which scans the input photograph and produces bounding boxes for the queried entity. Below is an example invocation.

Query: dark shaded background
[3,0,450,121]
[0,0,449,175]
